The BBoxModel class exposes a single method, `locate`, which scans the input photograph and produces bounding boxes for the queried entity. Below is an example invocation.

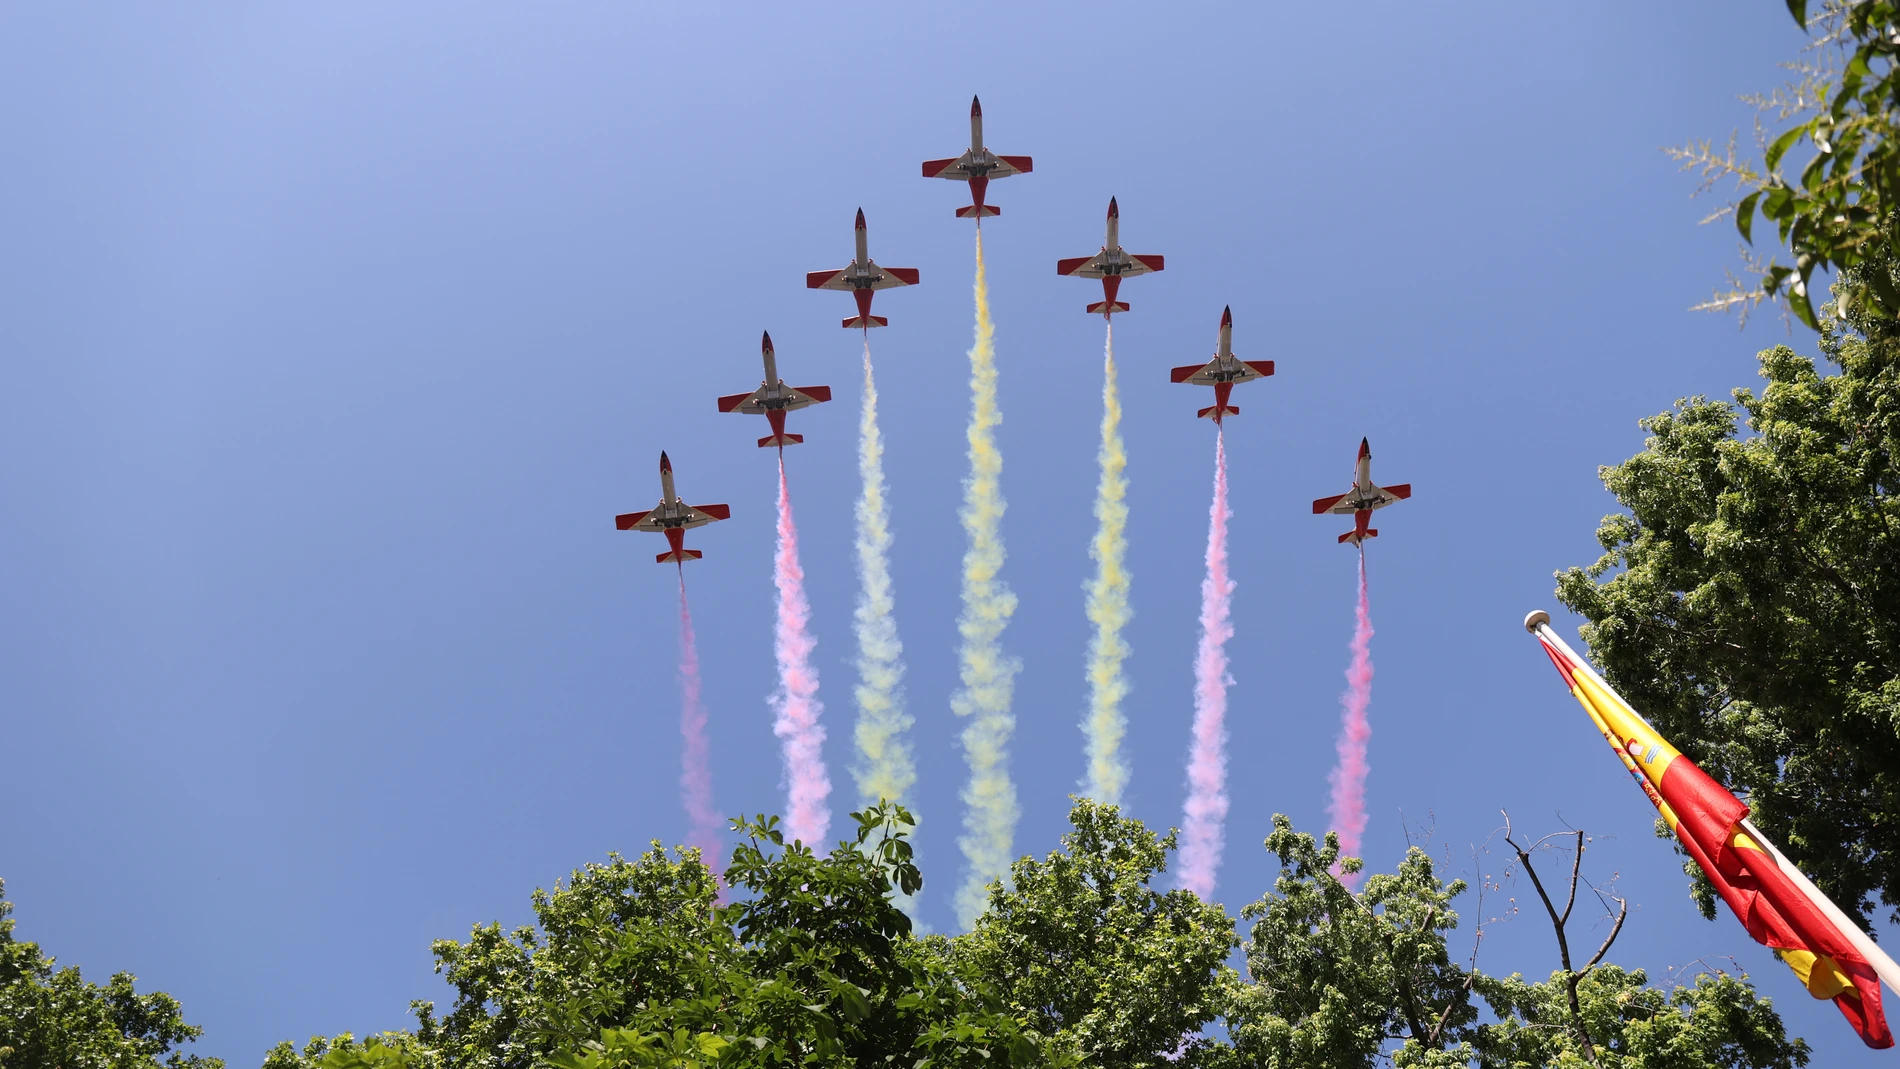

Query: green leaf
[1765,124,1806,172]
[1736,190,1762,244]
[1785,0,1807,25]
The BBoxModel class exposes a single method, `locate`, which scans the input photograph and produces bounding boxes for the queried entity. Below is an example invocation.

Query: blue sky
[2,3,1885,1064]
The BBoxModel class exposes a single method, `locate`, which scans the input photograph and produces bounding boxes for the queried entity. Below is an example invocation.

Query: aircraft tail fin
[1338,529,1377,545]
[1197,404,1240,420]
[657,549,704,564]
[843,315,889,329]
[1087,301,1131,316]
[955,204,1002,218]
[758,433,804,449]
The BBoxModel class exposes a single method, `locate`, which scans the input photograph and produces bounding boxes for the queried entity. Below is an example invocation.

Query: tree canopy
[242,803,1814,1069]
[1556,291,1900,925]
[1678,2,1900,327]
[0,878,223,1069]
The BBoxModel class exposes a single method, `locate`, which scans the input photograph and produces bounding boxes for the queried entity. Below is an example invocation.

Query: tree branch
[1504,813,1600,1068]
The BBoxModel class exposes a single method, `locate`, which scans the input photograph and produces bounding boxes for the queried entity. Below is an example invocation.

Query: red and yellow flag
[1528,612,1895,1049]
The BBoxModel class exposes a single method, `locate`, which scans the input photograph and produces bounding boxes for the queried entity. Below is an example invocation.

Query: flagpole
[1527,610,1900,1000]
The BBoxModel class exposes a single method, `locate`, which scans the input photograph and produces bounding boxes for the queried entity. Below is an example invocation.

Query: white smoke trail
[953,230,1021,929]
[852,335,914,809]
[1083,321,1132,804]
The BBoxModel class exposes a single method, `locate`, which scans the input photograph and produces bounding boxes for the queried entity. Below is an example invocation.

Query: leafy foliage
[251,806,1816,1069]
[1471,966,1809,1069]
[0,878,223,1069]
[1675,3,1900,328]
[949,800,1237,1068]
[263,803,1062,1069]
[1556,322,1900,925]
[1222,817,1476,1068]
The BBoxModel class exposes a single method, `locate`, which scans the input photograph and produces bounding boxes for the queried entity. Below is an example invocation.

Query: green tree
[1221,818,1808,1069]
[1554,313,1900,924]
[265,803,1064,1069]
[948,800,1238,1069]
[1675,2,1900,328]
[0,878,223,1069]
[1222,817,1475,1068]
[262,808,1815,1069]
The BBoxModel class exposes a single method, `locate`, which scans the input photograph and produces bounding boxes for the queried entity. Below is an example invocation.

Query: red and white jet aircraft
[717,331,831,449]
[1312,438,1411,546]
[1056,198,1164,318]
[806,209,919,329]
[615,452,730,564]
[921,96,1033,220]
[1170,307,1274,422]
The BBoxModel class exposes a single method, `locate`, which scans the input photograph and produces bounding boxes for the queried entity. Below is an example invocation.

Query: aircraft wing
[717,389,763,413]
[616,507,659,531]
[1312,493,1356,516]
[992,155,1033,176]
[922,155,973,179]
[1170,359,1274,386]
[684,504,731,527]
[616,503,731,531]
[1367,483,1411,510]
[718,385,832,415]
[806,268,854,291]
[868,266,919,291]
[1057,254,1107,278]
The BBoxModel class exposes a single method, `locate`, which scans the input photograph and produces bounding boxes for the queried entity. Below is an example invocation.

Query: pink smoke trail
[676,576,722,883]
[1327,550,1374,888]
[771,455,830,846]
[1178,431,1233,901]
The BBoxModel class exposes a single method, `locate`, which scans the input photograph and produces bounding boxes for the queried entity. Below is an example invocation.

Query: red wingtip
[855,208,865,229]
[971,95,982,116]
[1108,197,1118,218]
[660,451,671,472]
[1220,306,1232,328]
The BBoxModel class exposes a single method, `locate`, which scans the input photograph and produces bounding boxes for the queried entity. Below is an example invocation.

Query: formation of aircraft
[1056,198,1165,318]
[629,97,1415,564]
[806,209,919,329]
[922,96,1033,220]
[1311,438,1412,546]
[1170,307,1274,423]
[716,332,831,449]
[615,452,731,564]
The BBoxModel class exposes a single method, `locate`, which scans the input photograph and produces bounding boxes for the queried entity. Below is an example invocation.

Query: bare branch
[1580,894,1629,978]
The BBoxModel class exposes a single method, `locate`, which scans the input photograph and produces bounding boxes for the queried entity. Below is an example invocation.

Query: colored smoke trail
[1083,322,1131,804]
[1327,551,1374,888]
[1178,431,1234,901]
[953,229,1022,929]
[770,456,830,846]
[675,577,722,877]
[852,335,914,809]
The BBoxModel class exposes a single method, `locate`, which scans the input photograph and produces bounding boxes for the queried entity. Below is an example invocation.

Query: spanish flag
[1526,610,1898,1049]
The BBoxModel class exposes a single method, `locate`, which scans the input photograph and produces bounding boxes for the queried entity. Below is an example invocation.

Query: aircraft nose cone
[1107,196,1119,218]
[761,330,773,349]
[1220,305,1232,327]
[660,451,672,471]
[971,95,982,116]
[855,208,865,229]
[1358,437,1370,457]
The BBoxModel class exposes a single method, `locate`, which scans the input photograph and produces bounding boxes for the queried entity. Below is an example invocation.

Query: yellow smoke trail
[953,229,1021,929]
[1083,322,1131,804]
[852,335,914,807]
